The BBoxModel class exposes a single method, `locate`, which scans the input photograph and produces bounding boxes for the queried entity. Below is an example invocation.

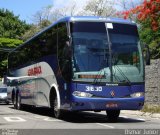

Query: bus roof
[35,16,136,42]
[56,16,136,25]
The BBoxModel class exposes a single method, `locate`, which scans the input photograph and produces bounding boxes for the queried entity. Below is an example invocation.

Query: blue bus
[7,16,149,121]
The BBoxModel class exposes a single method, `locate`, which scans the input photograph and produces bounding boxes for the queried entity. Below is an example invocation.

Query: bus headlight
[73,91,93,98]
[130,92,144,98]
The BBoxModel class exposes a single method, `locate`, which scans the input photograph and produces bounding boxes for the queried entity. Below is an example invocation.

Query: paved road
[0,104,160,135]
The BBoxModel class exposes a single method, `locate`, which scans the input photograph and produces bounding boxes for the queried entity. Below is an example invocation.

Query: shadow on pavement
[7,105,145,124]
[0,103,12,106]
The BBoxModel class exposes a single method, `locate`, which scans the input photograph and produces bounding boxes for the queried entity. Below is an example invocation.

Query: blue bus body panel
[65,83,145,111]
[74,83,144,98]
[70,96,144,111]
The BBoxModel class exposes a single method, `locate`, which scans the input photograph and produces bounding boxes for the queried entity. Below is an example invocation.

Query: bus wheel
[106,110,120,122]
[13,95,17,109]
[16,93,22,110]
[53,96,63,119]
[12,91,15,104]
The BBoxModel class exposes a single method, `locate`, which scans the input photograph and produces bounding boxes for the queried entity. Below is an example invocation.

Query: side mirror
[144,44,150,65]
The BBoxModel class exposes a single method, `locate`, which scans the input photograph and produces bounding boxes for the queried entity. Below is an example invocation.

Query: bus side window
[39,26,57,56]
[58,22,71,82]
[45,27,57,55]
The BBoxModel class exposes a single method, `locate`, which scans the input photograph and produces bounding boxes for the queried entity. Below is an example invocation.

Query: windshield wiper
[92,59,121,85]
[113,65,131,86]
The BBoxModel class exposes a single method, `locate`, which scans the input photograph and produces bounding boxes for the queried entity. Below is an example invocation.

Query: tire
[16,93,23,110]
[13,95,17,109]
[12,90,15,104]
[53,96,63,119]
[106,110,120,122]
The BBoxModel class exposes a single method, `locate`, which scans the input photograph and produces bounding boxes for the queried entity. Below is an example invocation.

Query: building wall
[145,59,160,105]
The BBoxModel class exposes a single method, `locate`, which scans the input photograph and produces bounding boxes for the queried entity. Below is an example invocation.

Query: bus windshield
[71,22,144,83]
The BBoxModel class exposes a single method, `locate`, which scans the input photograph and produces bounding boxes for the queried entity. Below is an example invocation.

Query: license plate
[106,103,118,108]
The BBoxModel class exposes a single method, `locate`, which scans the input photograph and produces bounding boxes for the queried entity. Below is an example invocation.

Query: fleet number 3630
[86,86,102,92]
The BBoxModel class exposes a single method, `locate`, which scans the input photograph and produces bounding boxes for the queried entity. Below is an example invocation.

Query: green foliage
[0,38,23,48]
[21,25,40,41]
[121,0,160,59]
[0,60,7,75]
[22,20,51,41]
[0,8,29,77]
[0,8,30,38]
[138,18,160,59]
[0,38,23,77]
[40,19,51,28]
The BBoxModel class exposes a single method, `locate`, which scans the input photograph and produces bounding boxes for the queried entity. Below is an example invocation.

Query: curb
[121,110,160,119]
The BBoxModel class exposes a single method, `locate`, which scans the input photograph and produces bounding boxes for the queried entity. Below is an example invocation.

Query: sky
[0,0,140,24]
[0,0,53,23]
[0,0,88,24]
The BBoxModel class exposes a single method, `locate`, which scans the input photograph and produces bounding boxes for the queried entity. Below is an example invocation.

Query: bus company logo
[110,90,115,97]
[28,66,42,76]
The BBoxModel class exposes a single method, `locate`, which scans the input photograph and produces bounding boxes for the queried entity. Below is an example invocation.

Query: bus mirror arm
[65,41,72,59]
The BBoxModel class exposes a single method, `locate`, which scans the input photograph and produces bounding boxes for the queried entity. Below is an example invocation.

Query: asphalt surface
[0,103,160,135]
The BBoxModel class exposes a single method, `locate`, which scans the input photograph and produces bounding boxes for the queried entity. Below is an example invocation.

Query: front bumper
[69,96,144,111]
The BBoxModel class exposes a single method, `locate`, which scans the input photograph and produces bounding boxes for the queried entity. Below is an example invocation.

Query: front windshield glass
[108,23,144,83]
[71,22,144,83]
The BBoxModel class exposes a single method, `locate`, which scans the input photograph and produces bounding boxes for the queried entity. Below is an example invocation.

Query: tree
[0,8,30,39]
[24,3,79,40]
[139,20,160,59]
[50,1,78,21]
[121,0,160,59]
[116,0,143,20]
[83,0,117,17]
[22,20,51,41]
[117,0,143,11]
[0,9,29,77]
[23,6,53,40]
[31,5,52,27]
[122,0,160,31]
[0,38,23,76]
